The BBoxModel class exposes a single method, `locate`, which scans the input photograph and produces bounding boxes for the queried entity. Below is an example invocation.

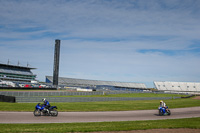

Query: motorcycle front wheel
[33,109,41,116]
[158,110,163,116]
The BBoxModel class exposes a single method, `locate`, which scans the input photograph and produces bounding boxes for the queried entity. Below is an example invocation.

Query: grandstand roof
[46,76,147,89]
[0,63,36,70]
[0,63,36,76]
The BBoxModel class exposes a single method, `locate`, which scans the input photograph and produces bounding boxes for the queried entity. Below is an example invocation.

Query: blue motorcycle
[33,103,58,116]
[158,106,171,116]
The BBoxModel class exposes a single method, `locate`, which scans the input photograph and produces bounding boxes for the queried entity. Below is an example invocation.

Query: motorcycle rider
[42,98,51,113]
[160,100,166,107]
[160,100,168,113]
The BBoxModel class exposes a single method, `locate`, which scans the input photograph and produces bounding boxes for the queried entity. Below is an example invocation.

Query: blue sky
[0,0,200,88]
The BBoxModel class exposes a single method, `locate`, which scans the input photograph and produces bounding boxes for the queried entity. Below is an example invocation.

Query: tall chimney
[53,39,60,88]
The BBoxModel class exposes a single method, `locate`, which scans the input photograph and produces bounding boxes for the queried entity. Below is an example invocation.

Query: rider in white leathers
[160,100,168,112]
[160,100,166,107]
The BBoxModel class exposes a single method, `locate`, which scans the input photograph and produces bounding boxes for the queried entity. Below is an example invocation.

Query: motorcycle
[158,106,171,116]
[33,103,58,116]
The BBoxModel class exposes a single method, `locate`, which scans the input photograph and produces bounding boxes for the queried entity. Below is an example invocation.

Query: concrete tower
[53,39,60,88]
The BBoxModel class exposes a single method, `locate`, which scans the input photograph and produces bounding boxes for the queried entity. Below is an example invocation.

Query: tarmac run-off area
[0,107,200,124]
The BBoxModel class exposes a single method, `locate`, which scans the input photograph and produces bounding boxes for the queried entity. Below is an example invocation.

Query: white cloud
[0,0,200,87]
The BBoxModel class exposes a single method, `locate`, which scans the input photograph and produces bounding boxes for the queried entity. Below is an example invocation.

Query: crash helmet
[42,98,46,102]
[160,100,163,103]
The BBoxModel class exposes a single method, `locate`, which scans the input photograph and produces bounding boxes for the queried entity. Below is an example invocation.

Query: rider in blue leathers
[42,98,50,113]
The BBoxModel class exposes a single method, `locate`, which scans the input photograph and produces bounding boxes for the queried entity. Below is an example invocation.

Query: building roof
[0,63,36,76]
[0,63,36,70]
[46,76,147,89]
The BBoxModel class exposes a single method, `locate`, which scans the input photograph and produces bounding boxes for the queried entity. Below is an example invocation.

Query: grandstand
[46,76,147,90]
[154,81,200,93]
[0,63,37,83]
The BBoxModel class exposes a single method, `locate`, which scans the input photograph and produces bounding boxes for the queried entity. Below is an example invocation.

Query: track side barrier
[0,95,16,103]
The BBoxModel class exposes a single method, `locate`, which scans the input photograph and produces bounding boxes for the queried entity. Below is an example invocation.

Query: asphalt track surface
[0,107,200,123]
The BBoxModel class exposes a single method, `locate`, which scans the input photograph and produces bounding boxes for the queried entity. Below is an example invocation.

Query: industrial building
[46,76,147,90]
[0,63,37,83]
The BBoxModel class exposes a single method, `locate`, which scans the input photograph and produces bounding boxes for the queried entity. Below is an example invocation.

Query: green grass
[0,97,199,112]
[0,117,200,132]
[0,93,199,132]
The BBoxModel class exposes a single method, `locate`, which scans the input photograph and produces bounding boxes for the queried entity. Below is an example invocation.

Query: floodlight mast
[53,39,60,89]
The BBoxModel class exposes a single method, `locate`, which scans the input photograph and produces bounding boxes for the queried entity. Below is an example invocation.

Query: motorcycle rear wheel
[167,110,171,115]
[33,110,41,116]
[51,109,58,117]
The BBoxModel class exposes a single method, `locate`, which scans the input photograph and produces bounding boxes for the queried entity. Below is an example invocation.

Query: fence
[0,90,152,97]
[0,90,181,103]
[15,96,179,103]
[0,91,103,97]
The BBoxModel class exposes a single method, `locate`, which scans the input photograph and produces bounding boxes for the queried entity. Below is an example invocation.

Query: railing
[0,90,185,103]
[0,89,150,97]
[15,96,179,103]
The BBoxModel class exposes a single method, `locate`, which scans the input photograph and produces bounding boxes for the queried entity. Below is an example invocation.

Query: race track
[0,107,200,123]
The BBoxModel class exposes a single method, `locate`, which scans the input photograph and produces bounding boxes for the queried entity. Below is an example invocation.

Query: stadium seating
[154,81,200,92]
[46,76,147,90]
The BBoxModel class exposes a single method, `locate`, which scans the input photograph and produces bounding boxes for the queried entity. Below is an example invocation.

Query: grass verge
[0,117,200,132]
[0,98,199,112]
